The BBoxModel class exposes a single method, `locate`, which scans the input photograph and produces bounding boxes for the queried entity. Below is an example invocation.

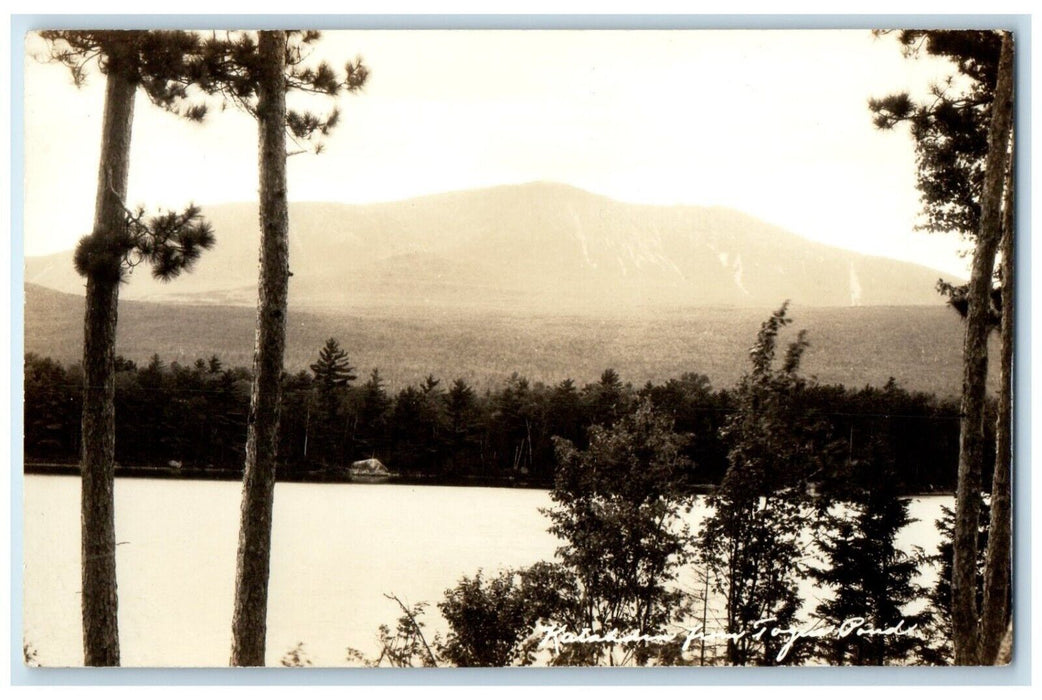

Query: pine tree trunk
[230,30,289,667]
[952,31,1014,666]
[80,61,136,667]
[979,135,1015,664]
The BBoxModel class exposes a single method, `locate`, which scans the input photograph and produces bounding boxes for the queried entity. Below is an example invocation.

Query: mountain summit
[25,182,950,312]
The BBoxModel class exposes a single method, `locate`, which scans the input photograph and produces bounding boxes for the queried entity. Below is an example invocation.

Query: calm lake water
[22,475,951,667]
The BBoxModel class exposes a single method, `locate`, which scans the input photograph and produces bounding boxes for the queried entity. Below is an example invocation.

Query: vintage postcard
[19,25,1018,673]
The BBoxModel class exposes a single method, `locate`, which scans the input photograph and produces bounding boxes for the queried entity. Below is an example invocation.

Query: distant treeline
[23,347,991,493]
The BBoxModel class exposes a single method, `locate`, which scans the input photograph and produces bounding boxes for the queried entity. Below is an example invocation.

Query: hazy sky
[23,29,972,276]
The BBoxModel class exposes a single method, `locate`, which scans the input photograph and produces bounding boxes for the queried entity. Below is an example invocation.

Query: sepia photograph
[18,22,1019,672]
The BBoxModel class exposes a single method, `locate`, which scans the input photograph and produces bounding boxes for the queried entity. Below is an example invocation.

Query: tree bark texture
[979,134,1015,664]
[80,62,136,667]
[230,30,289,667]
[952,31,1014,666]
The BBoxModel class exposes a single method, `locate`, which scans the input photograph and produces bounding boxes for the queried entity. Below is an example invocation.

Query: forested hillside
[25,283,992,399]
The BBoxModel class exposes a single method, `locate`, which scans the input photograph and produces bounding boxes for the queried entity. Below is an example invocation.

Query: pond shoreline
[22,461,554,490]
[21,462,954,497]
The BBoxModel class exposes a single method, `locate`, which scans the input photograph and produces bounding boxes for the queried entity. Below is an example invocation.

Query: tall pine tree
[39,30,218,666]
[178,30,369,666]
[870,30,1015,664]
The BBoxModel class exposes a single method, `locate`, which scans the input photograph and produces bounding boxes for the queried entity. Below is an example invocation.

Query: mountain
[24,182,953,312]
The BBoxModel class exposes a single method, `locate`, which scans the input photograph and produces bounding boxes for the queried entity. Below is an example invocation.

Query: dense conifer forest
[24,338,985,495]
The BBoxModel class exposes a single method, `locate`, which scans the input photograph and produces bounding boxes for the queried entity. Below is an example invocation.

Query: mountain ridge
[24,181,955,311]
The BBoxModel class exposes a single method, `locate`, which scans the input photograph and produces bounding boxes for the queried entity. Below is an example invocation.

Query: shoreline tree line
[24,331,988,495]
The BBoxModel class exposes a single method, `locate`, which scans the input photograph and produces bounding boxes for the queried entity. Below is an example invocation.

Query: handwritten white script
[537,617,920,661]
